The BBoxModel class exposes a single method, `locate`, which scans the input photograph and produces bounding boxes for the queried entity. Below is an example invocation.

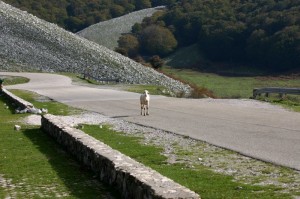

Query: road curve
[1,72,300,170]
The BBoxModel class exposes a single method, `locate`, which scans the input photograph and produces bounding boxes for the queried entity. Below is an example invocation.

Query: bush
[140,25,178,56]
[149,55,165,69]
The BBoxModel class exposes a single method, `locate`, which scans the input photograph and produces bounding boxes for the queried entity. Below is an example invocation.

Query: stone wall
[41,114,200,199]
[1,88,33,109]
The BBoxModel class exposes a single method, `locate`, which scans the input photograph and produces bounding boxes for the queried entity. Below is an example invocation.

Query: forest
[3,0,300,72]
[117,0,300,72]
[2,0,166,32]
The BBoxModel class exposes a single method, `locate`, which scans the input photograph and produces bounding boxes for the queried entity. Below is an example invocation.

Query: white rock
[41,108,48,113]
[14,125,21,131]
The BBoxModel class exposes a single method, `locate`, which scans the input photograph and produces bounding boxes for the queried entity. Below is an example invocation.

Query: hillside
[0,1,191,96]
[116,0,300,73]
[77,7,164,50]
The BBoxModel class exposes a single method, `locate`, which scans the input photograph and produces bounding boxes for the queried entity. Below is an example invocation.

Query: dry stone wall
[1,88,33,109]
[41,114,200,199]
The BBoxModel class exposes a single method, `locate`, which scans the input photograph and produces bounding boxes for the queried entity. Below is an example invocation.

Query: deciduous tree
[140,25,177,56]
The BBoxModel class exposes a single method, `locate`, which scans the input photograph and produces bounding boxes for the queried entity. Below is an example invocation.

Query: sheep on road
[140,90,150,116]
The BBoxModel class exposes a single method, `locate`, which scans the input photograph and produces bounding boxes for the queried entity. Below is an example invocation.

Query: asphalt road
[2,72,300,171]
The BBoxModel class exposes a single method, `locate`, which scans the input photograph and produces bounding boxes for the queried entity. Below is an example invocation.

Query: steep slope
[0,2,190,95]
[77,6,164,50]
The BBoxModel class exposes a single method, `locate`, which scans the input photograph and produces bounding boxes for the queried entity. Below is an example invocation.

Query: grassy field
[161,67,300,111]
[82,125,294,199]
[0,89,119,198]
[162,68,300,98]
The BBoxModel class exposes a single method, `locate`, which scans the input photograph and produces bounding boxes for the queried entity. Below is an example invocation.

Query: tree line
[2,0,170,32]
[117,0,300,72]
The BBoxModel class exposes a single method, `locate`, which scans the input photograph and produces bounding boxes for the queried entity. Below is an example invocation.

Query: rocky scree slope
[0,1,190,96]
[77,6,165,50]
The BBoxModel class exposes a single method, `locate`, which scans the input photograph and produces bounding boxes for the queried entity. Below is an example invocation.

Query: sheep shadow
[0,94,19,114]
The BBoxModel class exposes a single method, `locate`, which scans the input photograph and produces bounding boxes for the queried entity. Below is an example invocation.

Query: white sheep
[140,90,150,116]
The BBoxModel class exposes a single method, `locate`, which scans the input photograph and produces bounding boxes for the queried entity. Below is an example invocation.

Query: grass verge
[82,124,294,199]
[0,75,29,86]
[124,84,172,96]
[61,72,172,96]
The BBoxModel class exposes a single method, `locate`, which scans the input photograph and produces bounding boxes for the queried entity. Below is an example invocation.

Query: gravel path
[22,112,300,197]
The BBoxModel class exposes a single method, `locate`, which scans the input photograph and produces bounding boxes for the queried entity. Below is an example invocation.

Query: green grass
[0,75,29,86]
[125,84,172,96]
[164,44,205,68]
[161,67,300,111]
[59,72,107,85]
[162,68,300,98]
[9,89,82,116]
[0,92,119,198]
[257,95,300,112]
[61,72,172,96]
[83,125,292,199]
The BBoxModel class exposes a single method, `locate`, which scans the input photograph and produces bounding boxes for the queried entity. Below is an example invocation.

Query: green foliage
[140,25,178,56]
[2,0,161,32]
[132,23,143,34]
[116,34,140,58]
[198,21,247,62]
[152,0,176,7]
[267,26,300,71]
[149,55,165,69]
[136,0,152,10]
[120,0,300,72]
[110,4,126,18]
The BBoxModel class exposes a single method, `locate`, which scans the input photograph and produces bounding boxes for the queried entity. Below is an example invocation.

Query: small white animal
[140,90,150,116]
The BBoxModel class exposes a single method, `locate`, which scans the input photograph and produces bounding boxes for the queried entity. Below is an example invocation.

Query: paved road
[2,72,300,170]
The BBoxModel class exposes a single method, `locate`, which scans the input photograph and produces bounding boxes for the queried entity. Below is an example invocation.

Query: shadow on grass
[0,94,19,114]
[22,127,120,199]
